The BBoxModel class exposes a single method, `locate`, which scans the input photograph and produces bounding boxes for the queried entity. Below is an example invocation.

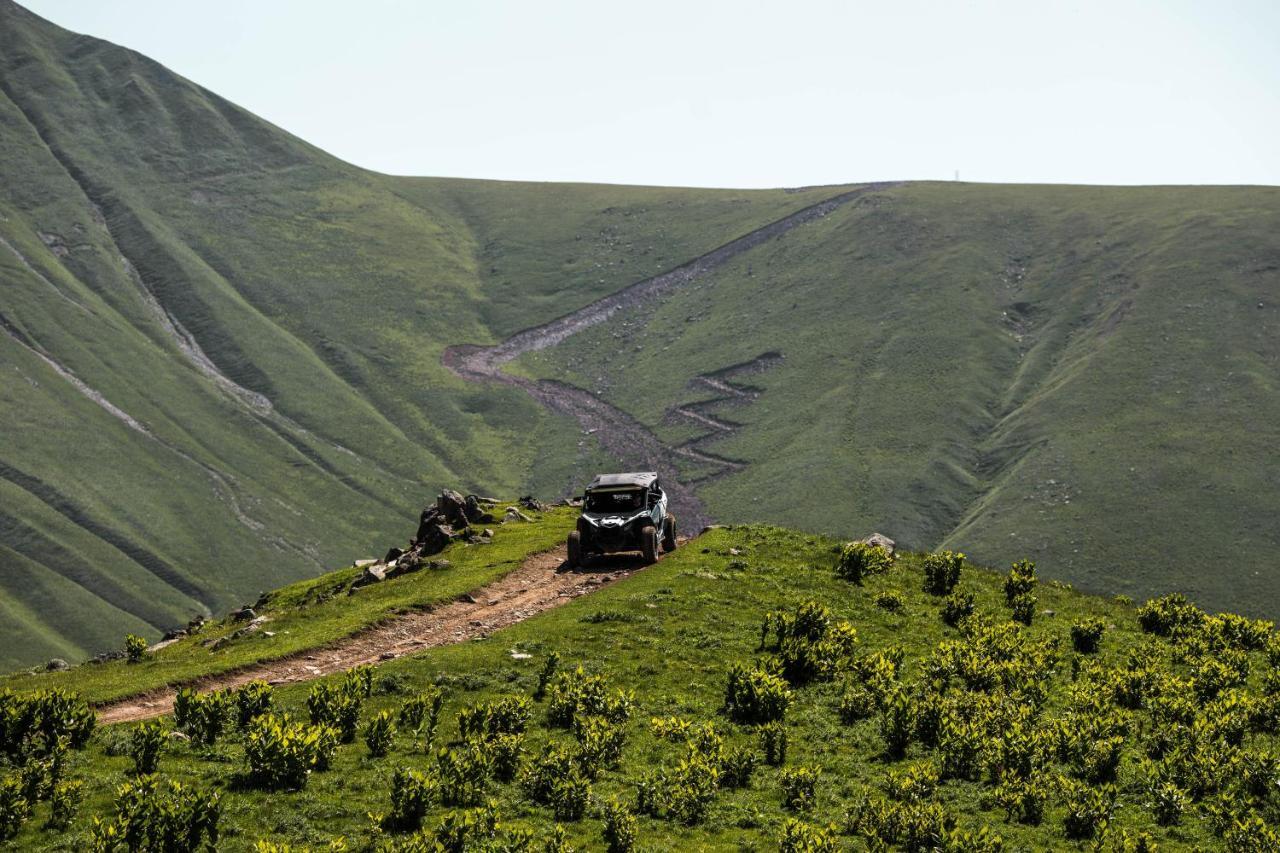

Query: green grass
[0,506,574,705]
[4,512,1277,850]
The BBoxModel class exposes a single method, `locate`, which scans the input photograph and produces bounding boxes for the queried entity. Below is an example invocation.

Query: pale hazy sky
[21,0,1280,188]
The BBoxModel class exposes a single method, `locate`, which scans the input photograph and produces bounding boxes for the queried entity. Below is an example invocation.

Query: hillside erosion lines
[445,183,898,527]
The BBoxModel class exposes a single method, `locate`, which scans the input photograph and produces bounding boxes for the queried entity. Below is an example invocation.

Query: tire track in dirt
[95,545,650,725]
[444,183,898,528]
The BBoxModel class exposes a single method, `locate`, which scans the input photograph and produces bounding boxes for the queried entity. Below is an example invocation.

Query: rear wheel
[566,530,582,568]
[640,524,658,564]
[662,514,677,551]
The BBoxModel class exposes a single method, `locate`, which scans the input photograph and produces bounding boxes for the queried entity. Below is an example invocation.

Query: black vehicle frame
[567,472,676,567]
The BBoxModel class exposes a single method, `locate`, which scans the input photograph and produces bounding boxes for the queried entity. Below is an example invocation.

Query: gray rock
[45,658,70,672]
[857,533,896,555]
[232,606,256,622]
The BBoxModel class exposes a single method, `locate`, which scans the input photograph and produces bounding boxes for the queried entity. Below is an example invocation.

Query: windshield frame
[583,488,646,514]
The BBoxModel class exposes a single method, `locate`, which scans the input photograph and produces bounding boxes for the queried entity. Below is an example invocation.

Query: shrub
[181,690,234,746]
[769,604,859,685]
[0,775,30,841]
[719,745,757,789]
[778,818,840,853]
[937,712,984,781]
[124,634,148,664]
[1071,618,1106,654]
[89,776,220,852]
[600,797,637,853]
[0,689,96,758]
[245,714,337,790]
[550,772,589,822]
[345,666,374,698]
[47,777,82,831]
[459,695,533,739]
[533,652,561,701]
[1223,814,1280,851]
[1147,779,1186,826]
[923,550,964,596]
[383,767,436,832]
[1009,594,1036,626]
[128,721,165,775]
[523,744,575,806]
[546,668,632,729]
[875,591,905,613]
[489,733,524,783]
[398,688,444,746]
[1137,593,1204,637]
[436,744,491,807]
[1003,559,1036,603]
[236,681,273,729]
[781,766,819,811]
[364,710,395,758]
[664,753,718,825]
[759,721,788,766]
[941,590,976,627]
[884,761,939,804]
[1073,735,1123,784]
[1060,778,1115,840]
[993,773,1049,825]
[837,683,877,724]
[724,663,792,724]
[834,542,892,584]
[879,691,914,760]
[307,681,363,743]
[572,716,626,779]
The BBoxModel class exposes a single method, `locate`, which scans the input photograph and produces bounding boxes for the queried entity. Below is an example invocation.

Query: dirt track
[96,545,648,725]
[443,183,899,529]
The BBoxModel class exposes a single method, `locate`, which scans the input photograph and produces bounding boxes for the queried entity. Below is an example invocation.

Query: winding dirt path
[96,545,649,725]
[444,183,898,529]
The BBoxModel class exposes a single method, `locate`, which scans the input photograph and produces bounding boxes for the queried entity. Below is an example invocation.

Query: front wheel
[662,514,677,552]
[640,524,658,564]
[566,530,582,568]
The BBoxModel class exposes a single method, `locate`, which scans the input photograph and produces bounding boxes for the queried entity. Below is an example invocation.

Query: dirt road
[96,544,647,725]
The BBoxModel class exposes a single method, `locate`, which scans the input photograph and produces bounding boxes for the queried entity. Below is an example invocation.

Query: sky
[20,0,1280,188]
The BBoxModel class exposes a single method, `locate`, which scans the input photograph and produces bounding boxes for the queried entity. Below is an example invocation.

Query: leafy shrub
[546,668,632,730]
[845,790,950,850]
[533,652,561,701]
[382,767,436,832]
[550,772,590,822]
[459,695,533,740]
[923,550,964,596]
[1222,814,1280,852]
[778,818,840,853]
[876,591,905,613]
[663,753,718,825]
[124,634,148,664]
[719,746,757,789]
[0,689,96,758]
[572,715,626,779]
[1137,593,1204,637]
[1009,593,1036,626]
[435,744,491,807]
[941,590,976,627]
[128,721,165,775]
[1147,779,1186,826]
[724,663,792,724]
[236,681,273,729]
[1071,618,1106,653]
[1072,735,1123,784]
[834,542,892,584]
[398,688,444,746]
[649,716,693,742]
[992,773,1050,825]
[878,691,914,760]
[307,681,363,743]
[1059,778,1115,840]
[244,714,338,790]
[47,777,82,831]
[600,797,637,853]
[837,683,876,724]
[89,776,220,853]
[766,603,859,685]
[781,766,819,811]
[523,744,575,806]
[180,690,234,746]
[345,666,374,698]
[489,733,524,783]
[364,710,395,758]
[1003,559,1036,603]
[884,761,939,804]
[759,721,788,766]
[0,775,30,841]
[937,712,984,781]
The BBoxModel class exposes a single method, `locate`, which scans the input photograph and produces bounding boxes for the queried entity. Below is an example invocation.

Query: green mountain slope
[3,512,1279,850]
[0,1,847,668]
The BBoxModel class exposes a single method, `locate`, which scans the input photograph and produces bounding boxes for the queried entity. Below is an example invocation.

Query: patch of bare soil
[96,544,650,725]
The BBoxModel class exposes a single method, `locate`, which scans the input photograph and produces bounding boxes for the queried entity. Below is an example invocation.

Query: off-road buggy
[567,472,676,567]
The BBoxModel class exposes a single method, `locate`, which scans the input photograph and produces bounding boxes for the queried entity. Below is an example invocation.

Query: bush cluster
[0,689,96,759]
[834,542,893,584]
[244,714,338,790]
[89,776,221,852]
[724,663,791,724]
[922,551,965,596]
[545,668,632,729]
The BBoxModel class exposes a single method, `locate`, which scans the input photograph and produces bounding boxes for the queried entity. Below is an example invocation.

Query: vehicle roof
[585,471,658,490]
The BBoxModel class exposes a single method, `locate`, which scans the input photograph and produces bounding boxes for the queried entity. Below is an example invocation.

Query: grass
[4,511,1277,850]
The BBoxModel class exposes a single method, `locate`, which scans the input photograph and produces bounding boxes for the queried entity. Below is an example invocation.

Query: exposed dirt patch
[95,544,653,725]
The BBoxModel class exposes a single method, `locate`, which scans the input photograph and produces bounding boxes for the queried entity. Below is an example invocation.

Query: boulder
[505,506,533,523]
[232,606,256,622]
[162,626,188,641]
[518,495,546,512]
[45,658,70,672]
[856,533,896,555]
[356,564,388,586]
[438,489,470,527]
[384,546,405,563]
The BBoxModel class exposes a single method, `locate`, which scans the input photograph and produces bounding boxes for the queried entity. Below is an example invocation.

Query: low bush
[89,775,221,852]
[1059,778,1115,840]
[435,744,491,807]
[778,818,840,853]
[124,634,148,664]
[489,733,524,783]
[533,652,561,701]
[550,772,589,822]
[941,590,976,627]
[1147,779,1186,826]
[884,761,939,804]
[459,695,533,739]
[523,744,575,807]
[382,767,436,832]
[398,688,444,746]
[1010,593,1036,626]
[834,542,892,584]
[1003,559,1036,603]
[719,746,758,789]
[724,663,792,724]
[879,691,914,760]
[992,772,1050,825]
[46,777,82,831]
[364,710,395,758]
[572,715,626,779]
[181,690,234,746]
[128,721,166,775]
[546,668,632,729]
[1137,593,1205,637]
[837,683,876,724]
[0,775,30,841]
[923,550,964,596]
[0,689,96,759]
[244,714,338,790]
[781,766,819,811]
[875,591,905,613]
[236,681,273,729]
[600,797,637,853]
[307,681,363,743]
[1071,617,1106,654]
[759,721,788,766]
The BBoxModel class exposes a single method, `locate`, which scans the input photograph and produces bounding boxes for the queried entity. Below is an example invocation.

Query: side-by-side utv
[566,472,676,567]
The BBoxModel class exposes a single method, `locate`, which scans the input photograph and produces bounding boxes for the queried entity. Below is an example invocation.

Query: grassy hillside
[0,0,835,668]
[517,182,1280,615]
[3,512,1280,850]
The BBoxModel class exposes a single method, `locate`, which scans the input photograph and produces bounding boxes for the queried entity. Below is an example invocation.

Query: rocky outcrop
[353,490,497,589]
